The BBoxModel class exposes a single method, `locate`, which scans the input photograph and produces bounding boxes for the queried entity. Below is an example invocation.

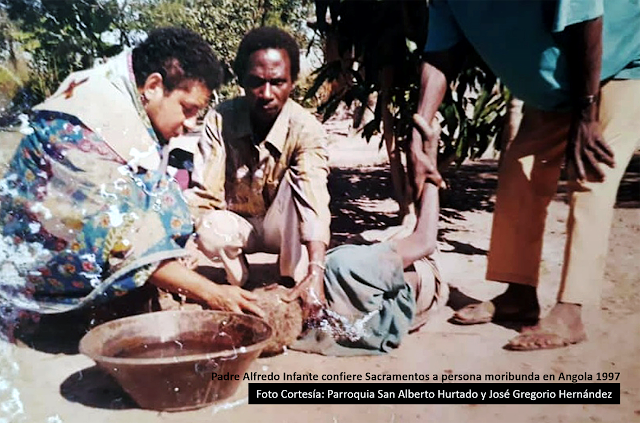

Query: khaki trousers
[195,177,308,286]
[487,79,640,305]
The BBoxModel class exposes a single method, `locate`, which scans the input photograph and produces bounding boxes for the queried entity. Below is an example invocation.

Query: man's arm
[562,16,615,181]
[410,45,466,199]
[398,115,441,268]
[281,117,330,316]
[294,239,327,316]
[285,115,331,248]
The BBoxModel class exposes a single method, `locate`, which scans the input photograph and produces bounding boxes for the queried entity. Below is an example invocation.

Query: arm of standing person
[410,45,466,199]
[409,0,469,199]
[148,260,264,317]
[562,16,615,181]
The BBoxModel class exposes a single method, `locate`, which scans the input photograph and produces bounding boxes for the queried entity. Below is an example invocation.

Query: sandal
[450,301,539,325]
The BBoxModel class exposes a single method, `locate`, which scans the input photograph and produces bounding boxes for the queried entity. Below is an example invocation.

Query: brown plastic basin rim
[78,310,274,367]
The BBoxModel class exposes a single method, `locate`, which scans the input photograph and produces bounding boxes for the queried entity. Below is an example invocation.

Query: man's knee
[195,210,250,256]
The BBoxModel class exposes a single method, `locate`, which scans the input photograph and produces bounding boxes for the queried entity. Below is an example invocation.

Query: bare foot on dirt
[505,302,586,351]
[450,283,540,325]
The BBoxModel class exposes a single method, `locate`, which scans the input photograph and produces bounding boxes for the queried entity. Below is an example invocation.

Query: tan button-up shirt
[186,97,331,245]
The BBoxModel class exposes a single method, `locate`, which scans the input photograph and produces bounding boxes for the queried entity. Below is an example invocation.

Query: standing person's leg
[452,107,572,324]
[507,79,640,350]
[498,97,524,167]
[560,79,640,304]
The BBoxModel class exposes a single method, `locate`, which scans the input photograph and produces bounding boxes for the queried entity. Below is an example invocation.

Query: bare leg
[393,184,442,332]
[394,183,439,268]
[394,115,441,268]
[393,115,446,328]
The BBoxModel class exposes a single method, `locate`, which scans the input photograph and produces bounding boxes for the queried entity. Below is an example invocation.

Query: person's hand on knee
[566,112,615,182]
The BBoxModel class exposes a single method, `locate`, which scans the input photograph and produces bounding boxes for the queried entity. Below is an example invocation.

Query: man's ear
[141,72,165,101]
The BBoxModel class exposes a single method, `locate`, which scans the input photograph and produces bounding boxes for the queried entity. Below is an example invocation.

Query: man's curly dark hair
[233,27,300,83]
[132,27,223,92]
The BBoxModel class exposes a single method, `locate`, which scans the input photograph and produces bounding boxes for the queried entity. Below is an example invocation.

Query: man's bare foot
[505,302,586,351]
[450,283,540,325]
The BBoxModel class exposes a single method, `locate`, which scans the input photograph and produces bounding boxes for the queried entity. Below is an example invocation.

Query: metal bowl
[79,310,272,411]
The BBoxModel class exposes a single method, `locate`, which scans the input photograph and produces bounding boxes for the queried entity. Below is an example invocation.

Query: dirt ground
[1,117,639,423]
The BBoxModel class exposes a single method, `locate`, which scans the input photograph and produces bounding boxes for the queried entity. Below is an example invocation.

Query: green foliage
[0,10,24,107]
[439,59,509,166]
[2,0,129,103]
[305,1,426,150]
[129,0,309,101]
[0,0,309,114]
[307,0,508,166]
[130,0,261,67]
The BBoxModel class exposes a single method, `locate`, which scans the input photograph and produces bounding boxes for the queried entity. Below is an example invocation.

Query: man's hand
[205,285,265,318]
[566,112,615,182]
[409,148,443,201]
[414,114,442,158]
[408,58,453,202]
[283,268,325,319]
[562,17,614,182]
[283,240,327,318]
[409,114,445,200]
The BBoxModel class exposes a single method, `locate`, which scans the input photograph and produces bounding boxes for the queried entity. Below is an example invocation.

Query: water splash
[306,308,379,343]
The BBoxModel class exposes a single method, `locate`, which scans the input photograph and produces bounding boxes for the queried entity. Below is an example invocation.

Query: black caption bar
[249,383,619,404]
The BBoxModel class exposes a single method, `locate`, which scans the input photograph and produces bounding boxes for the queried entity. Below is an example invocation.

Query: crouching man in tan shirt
[185,27,331,312]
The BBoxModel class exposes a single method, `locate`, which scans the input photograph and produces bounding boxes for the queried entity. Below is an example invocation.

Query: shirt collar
[236,98,292,154]
[263,98,292,153]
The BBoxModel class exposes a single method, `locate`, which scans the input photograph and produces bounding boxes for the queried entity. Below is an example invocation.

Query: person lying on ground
[262,115,448,356]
